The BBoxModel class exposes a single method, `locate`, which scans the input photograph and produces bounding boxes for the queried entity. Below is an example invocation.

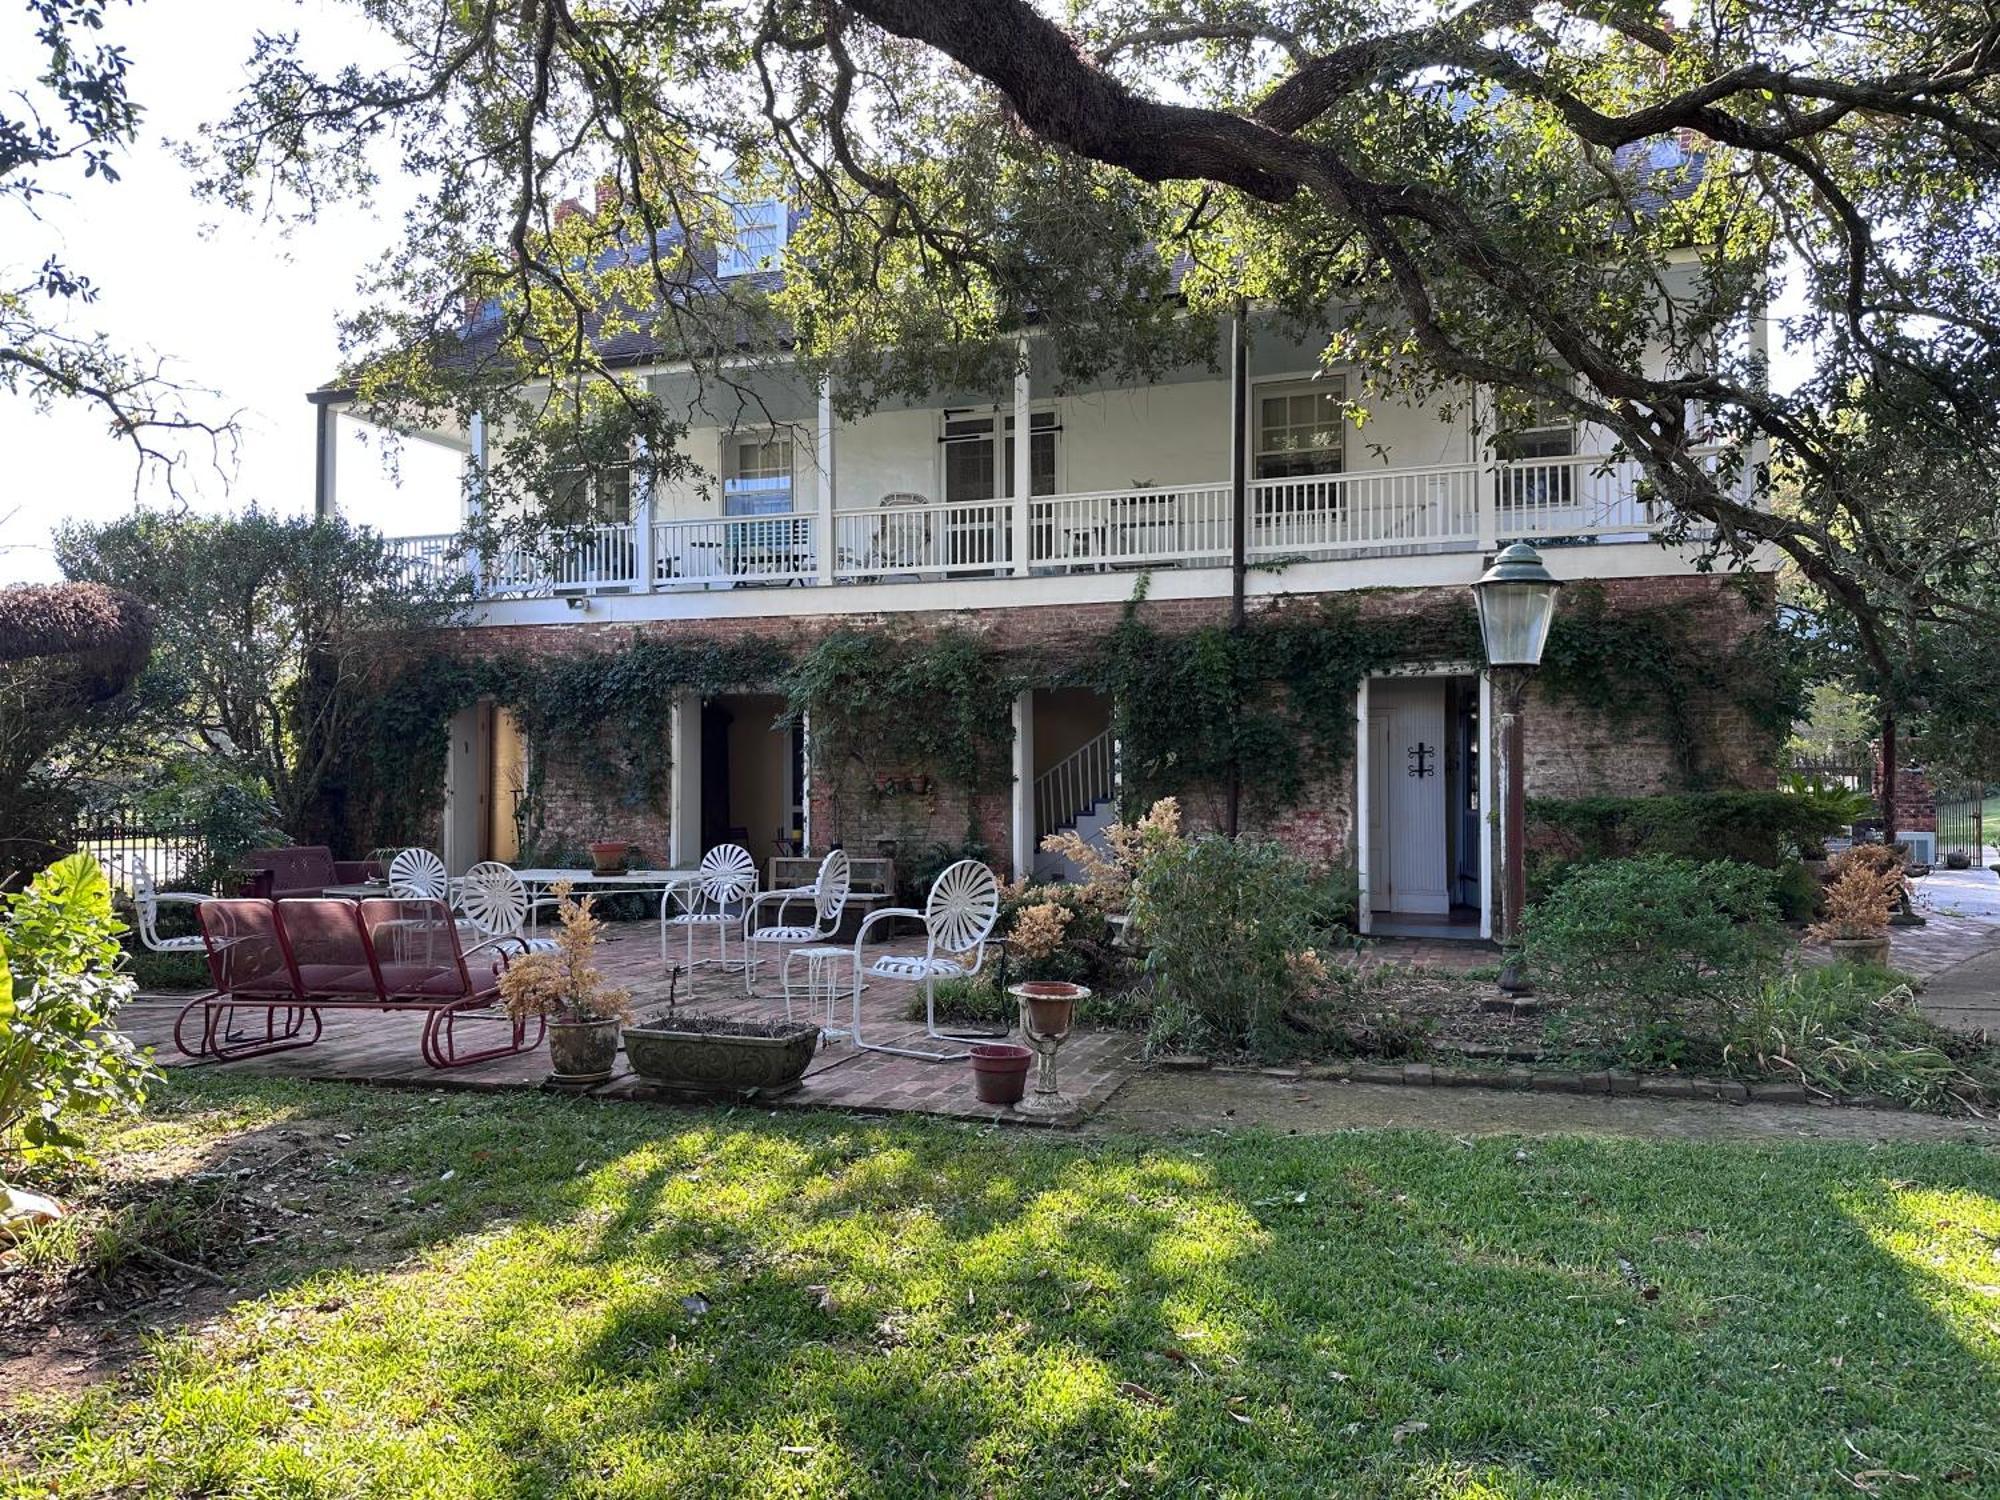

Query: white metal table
[509,867,704,931]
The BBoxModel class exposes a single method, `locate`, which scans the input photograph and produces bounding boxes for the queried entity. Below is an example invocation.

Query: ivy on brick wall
[335,574,1797,850]
[1537,576,1802,789]
[1086,591,1483,811]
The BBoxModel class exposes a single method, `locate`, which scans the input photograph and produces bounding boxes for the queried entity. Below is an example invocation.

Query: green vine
[334,580,1795,851]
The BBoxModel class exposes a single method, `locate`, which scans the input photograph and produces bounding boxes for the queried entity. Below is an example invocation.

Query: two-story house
[310,181,1779,943]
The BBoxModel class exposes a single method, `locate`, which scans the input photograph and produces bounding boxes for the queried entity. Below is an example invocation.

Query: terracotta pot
[548,1017,621,1080]
[590,841,630,874]
[1011,980,1089,1037]
[969,1043,1033,1105]
[1829,936,1892,968]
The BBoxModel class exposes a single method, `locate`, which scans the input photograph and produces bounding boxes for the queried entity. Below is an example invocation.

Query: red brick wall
[451,572,1776,875]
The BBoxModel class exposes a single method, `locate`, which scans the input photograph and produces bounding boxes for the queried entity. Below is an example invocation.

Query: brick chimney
[553,196,584,226]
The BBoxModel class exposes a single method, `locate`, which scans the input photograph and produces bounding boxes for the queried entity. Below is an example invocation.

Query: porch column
[668,689,703,866]
[313,398,340,520]
[817,376,837,585]
[1354,678,1371,935]
[1471,385,1498,550]
[1746,274,1771,506]
[1010,690,1036,879]
[466,409,489,593]
[633,434,657,591]
[1011,336,1032,577]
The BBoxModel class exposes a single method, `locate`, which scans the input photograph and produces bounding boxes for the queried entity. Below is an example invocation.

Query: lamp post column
[1494,665,1530,978]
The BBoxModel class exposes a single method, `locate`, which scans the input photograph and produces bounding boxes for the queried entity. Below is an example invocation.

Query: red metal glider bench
[176,897,543,1070]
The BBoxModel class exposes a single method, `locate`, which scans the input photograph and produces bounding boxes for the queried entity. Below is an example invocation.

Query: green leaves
[0,852,157,1177]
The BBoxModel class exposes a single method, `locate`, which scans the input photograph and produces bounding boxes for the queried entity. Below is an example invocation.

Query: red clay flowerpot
[590,841,631,874]
[969,1043,1033,1105]
[1014,980,1086,1037]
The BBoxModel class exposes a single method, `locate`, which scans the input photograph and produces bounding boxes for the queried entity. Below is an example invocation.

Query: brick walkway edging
[1164,1056,1969,1114]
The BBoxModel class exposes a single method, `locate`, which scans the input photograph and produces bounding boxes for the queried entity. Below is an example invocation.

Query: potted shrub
[1807,847,1902,968]
[497,882,633,1082]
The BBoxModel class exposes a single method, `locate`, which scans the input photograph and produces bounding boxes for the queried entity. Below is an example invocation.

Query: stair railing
[1034,728,1118,844]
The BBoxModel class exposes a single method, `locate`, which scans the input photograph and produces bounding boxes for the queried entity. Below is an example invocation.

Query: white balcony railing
[831,499,1013,580]
[655,515,816,588]
[392,450,1738,601]
[1247,465,1482,561]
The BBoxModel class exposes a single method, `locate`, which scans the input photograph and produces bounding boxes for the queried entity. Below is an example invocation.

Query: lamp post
[1473,542,1562,994]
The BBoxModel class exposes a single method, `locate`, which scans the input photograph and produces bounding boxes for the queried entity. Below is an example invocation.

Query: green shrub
[1719,965,1996,1113]
[1523,855,1785,1068]
[1,854,160,1176]
[1526,791,1847,900]
[1130,833,1349,1058]
[122,946,208,993]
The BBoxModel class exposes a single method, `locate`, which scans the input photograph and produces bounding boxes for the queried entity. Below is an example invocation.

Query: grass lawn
[3,1074,1998,1498]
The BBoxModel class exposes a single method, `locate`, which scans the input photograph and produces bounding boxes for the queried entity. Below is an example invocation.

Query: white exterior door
[1366,679,1449,915]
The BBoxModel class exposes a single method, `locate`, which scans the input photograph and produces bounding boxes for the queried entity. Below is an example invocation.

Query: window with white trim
[940,410,1057,503]
[1253,379,1346,479]
[724,431,795,515]
[717,197,787,277]
[1493,393,1577,510]
[544,462,632,526]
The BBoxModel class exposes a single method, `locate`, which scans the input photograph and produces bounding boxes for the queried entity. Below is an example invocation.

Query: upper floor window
[545,463,631,526]
[717,197,788,277]
[1254,379,1346,479]
[941,410,1058,503]
[724,431,795,514]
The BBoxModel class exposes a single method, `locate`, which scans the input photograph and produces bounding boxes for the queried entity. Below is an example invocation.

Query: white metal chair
[387,847,449,900]
[457,861,559,954]
[661,843,757,971]
[742,849,851,1002]
[848,858,1001,1061]
[113,854,209,956]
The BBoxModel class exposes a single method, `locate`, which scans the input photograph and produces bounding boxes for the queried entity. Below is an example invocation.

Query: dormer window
[718,196,787,277]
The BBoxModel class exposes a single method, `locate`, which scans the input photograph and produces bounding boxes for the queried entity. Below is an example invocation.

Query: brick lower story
[448,572,1776,881]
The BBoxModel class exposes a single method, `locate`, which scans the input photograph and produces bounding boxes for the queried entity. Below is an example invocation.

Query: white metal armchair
[661,843,757,970]
[387,847,450,900]
[847,858,1000,1061]
[114,854,208,956]
[457,861,559,954]
[742,849,851,1001]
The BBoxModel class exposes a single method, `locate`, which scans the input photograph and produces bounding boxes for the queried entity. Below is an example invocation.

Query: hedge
[1526,791,1847,898]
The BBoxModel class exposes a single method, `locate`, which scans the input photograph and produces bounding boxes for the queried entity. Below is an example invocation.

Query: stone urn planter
[1010,981,1090,1117]
[968,1042,1033,1105]
[622,1016,819,1098]
[547,1017,621,1082]
[1829,935,1892,968]
[590,840,631,874]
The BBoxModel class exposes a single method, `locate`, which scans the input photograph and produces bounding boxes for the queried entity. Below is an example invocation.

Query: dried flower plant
[1039,796,1184,909]
[1808,848,1903,943]
[497,881,633,1024]
[1007,901,1073,963]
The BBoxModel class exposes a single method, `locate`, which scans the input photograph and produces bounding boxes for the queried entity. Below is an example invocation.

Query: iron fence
[1935,774,1995,866]
[71,805,212,893]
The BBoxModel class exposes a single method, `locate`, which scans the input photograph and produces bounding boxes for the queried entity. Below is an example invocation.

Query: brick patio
[128,923,1143,1127]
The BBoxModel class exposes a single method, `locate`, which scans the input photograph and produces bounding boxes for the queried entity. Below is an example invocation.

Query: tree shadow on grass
[10,1072,2000,1498]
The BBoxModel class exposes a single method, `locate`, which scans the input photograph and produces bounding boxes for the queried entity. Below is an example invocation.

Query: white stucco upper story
[321,302,1766,623]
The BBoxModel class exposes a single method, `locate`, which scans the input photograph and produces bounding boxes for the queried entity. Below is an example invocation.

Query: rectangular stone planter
[622,1017,820,1099]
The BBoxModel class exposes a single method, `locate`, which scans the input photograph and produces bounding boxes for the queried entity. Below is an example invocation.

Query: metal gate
[1934,773,1996,867]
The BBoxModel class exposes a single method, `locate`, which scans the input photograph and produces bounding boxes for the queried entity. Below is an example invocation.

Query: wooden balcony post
[1471,385,1499,550]
[1011,336,1032,576]
[817,376,837,585]
[466,409,487,594]
[633,435,657,590]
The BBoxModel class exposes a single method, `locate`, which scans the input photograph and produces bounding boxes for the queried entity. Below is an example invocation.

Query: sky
[0,0,461,583]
